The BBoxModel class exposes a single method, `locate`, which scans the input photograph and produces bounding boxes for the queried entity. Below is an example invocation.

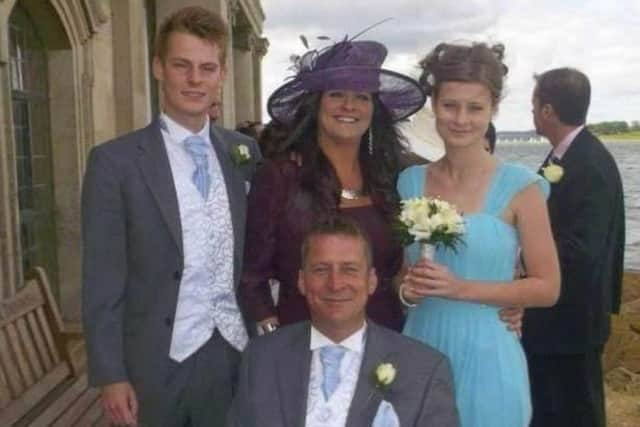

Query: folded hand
[404,259,465,300]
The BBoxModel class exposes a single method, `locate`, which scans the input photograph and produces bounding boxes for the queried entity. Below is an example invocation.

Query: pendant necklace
[340,188,364,200]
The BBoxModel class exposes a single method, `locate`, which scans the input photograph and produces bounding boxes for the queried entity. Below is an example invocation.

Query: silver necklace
[340,188,364,200]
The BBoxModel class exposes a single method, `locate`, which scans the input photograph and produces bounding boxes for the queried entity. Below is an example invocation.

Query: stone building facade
[0,0,267,326]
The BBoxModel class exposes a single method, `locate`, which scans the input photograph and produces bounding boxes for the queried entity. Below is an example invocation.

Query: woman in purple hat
[239,39,426,334]
[397,42,560,426]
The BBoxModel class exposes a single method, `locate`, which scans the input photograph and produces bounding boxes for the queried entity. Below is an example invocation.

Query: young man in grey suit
[228,217,459,427]
[82,7,260,427]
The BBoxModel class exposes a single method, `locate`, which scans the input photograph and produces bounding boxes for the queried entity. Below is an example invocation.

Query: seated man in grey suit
[228,216,459,427]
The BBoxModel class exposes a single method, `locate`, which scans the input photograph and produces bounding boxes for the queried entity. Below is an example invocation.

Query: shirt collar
[309,322,367,355]
[160,112,210,145]
[553,125,583,160]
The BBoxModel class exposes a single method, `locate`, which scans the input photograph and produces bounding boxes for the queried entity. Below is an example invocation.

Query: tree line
[587,120,640,135]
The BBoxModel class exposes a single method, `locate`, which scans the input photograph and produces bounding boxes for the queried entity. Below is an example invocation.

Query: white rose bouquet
[395,197,465,260]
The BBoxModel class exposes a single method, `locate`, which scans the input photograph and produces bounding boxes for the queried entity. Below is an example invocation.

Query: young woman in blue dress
[397,42,561,427]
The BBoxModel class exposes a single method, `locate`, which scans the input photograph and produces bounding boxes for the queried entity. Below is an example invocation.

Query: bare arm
[403,184,560,308]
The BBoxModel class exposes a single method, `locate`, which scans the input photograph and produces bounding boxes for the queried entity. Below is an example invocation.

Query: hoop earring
[368,127,373,156]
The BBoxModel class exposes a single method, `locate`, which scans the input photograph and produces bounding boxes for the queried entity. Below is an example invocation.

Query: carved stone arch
[1,0,69,50]
[0,0,96,319]
[83,0,110,32]
[0,0,74,300]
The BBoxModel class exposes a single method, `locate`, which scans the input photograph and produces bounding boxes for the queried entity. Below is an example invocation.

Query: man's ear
[368,268,378,296]
[152,56,164,82]
[297,270,307,296]
[220,64,227,82]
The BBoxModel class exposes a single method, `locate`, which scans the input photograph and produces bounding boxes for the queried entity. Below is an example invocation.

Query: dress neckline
[422,162,505,216]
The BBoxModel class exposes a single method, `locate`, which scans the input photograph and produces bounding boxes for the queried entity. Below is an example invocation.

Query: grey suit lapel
[277,324,312,427]
[210,126,243,237]
[137,119,183,254]
[346,323,393,426]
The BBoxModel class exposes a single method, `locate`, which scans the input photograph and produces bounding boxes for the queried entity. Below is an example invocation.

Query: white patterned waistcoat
[305,348,363,427]
[165,123,248,362]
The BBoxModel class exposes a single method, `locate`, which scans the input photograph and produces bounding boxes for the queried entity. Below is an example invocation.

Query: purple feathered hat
[267,40,426,124]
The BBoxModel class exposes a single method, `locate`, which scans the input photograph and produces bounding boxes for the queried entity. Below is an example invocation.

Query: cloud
[260,0,640,130]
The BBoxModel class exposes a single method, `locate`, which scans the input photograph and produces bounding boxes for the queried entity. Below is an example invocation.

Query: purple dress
[240,158,404,331]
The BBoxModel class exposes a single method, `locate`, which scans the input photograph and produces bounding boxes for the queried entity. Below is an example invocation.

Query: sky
[260,0,640,131]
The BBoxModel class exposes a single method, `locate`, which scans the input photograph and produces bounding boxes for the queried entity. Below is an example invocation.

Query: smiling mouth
[334,116,358,123]
[182,91,206,99]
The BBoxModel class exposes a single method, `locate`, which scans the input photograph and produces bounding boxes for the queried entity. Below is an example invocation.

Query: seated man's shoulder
[248,322,308,353]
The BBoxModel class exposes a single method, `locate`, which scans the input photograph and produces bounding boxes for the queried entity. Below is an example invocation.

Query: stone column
[112,0,151,135]
[253,37,268,123]
[233,26,255,126]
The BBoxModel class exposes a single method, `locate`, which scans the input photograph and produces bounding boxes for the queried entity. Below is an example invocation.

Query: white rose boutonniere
[231,144,251,166]
[373,362,396,391]
[542,163,564,183]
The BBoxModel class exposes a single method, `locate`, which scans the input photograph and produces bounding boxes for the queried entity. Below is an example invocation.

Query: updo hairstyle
[418,42,509,105]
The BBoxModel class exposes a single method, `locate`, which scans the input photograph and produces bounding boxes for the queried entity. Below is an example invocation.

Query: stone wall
[604,270,640,425]
[0,0,266,325]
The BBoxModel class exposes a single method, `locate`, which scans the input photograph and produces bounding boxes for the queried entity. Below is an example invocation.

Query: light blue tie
[320,345,346,401]
[183,135,210,200]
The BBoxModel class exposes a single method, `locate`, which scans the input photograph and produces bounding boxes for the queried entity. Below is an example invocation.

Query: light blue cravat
[320,345,346,401]
[183,135,210,200]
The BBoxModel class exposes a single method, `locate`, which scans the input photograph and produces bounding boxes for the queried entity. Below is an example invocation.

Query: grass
[597,131,640,141]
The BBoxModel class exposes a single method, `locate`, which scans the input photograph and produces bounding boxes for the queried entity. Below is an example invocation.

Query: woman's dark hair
[485,122,497,153]
[418,42,508,104]
[258,121,290,159]
[235,121,262,140]
[272,92,406,220]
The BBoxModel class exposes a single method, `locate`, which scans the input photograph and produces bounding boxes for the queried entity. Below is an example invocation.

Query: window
[9,5,58,291]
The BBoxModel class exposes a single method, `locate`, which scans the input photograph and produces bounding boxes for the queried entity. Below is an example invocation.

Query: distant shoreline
[498,138,640,145]
[602,139,640,143]
[497,131,640,144]
[599,134,640,142]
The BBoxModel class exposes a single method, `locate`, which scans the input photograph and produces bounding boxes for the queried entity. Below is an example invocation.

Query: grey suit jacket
[81,118,261,394]
[228,321,459,427]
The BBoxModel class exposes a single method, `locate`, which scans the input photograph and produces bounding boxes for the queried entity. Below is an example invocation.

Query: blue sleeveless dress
[398,162,549,427]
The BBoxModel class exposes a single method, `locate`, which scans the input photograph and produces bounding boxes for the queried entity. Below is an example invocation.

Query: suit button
[173,271,181,281]
[164,317,173,327]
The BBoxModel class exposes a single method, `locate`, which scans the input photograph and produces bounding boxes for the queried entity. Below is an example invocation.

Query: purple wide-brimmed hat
[267,40,426,124]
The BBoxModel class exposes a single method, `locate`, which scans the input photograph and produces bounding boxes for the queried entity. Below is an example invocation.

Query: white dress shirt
[305,323,367,427]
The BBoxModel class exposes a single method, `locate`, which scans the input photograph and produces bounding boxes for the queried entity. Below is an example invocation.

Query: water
[496,141,640,270]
